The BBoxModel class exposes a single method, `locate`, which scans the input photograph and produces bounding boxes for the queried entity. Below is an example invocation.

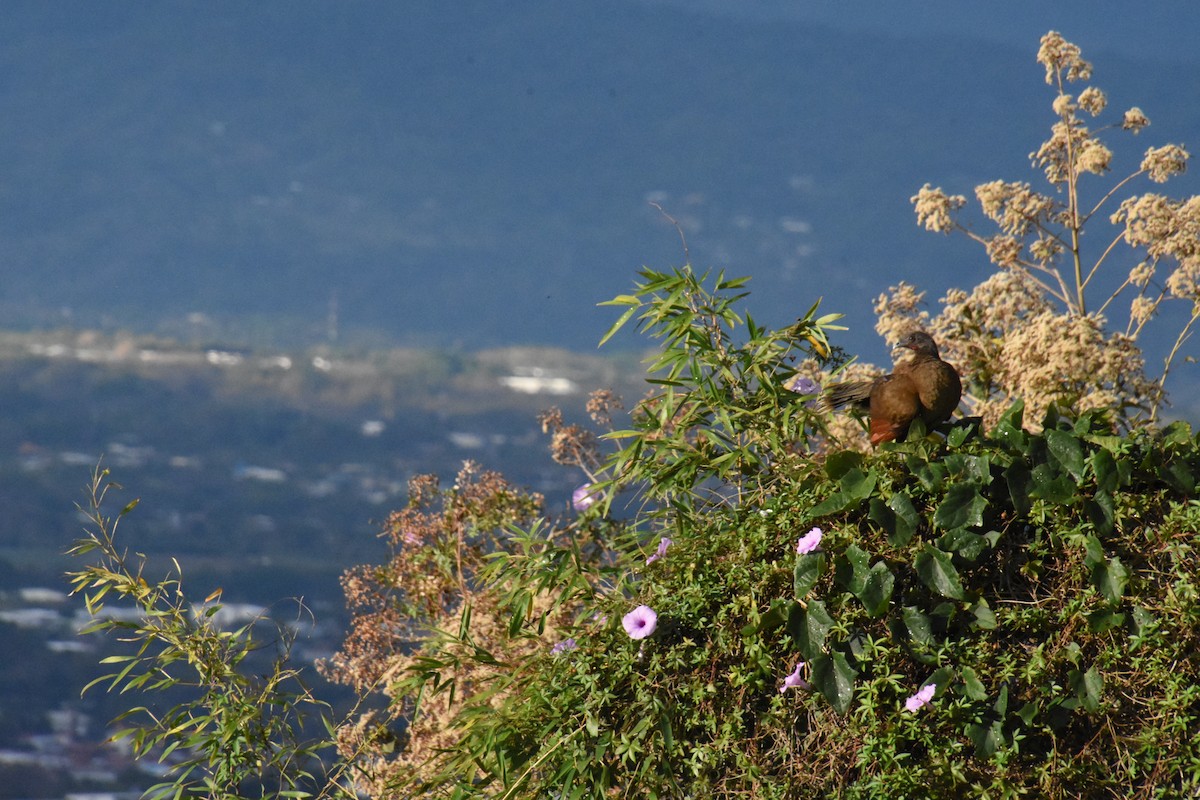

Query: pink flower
[905,683,936,712]
[622,605,658,640]
[550,638,577,655]
[645,537,673,565]
[572,483,599,511]
[779,661,810,693]
[796,527,823,555]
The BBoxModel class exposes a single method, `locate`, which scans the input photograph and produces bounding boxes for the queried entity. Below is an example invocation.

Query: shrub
[324,264,1200,799]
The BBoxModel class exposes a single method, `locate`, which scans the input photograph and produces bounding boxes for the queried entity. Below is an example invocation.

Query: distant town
[0,326,644,798]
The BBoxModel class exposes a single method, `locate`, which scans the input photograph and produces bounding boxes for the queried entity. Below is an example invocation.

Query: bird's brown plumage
[822,331,962,446]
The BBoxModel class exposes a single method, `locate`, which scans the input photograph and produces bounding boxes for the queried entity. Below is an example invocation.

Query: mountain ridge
[2,2,1197,364]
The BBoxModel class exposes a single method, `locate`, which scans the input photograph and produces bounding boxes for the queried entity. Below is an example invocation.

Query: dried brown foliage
[318,461,549,793]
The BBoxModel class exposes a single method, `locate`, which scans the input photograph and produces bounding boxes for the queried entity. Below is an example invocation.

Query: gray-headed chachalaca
[822,331,962,446]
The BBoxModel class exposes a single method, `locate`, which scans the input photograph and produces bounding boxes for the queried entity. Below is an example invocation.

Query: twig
[649,201,690,265]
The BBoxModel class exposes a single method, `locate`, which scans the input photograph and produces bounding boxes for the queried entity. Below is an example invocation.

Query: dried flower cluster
[891,32,1196,431]
[319,461,550,792]
[875,273,1159,430]
[538,405,601,468]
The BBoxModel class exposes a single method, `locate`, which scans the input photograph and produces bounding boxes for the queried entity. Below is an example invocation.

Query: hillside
[3,2,1198,362]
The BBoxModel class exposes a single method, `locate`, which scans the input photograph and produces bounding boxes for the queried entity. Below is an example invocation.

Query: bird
[821,331,962,446]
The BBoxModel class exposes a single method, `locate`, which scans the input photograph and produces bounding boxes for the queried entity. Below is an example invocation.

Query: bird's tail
[820,380,874,412]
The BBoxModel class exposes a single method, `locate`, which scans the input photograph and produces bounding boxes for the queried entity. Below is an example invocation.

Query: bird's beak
[891,342,915,363]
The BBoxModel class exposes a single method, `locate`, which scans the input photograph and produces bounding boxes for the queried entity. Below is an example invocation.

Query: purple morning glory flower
[796,527,823,555]
[779,661,810,693]
[622,605,658,640]
[789,376,821,396]
[645,537,673,565]
[550,638,577,655]
[572,483,599,511]
[904,683,936,712]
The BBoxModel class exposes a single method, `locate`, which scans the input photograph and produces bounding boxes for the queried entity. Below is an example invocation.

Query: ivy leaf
[1090,448,1119,493]
[934,483,988,530]
[914,544,965,600]
[811,651,857,715]
[1091,556,1129,604]
[961,666,987,701]
[938,529,988,563]
[888,492,920,546]
[1084,491,1115,536]
[1086,608,1125,633]
[971,597,997,630]
[871,493,919,546]
[1046,429,1086,481]
[857,562,895,617]
[993,400,1027,449]
[1004,462,1034,516]
[1069,666,1103,714]
[907,455,947,491]
[839,468,878,504]
[835,544,870,595]
[967,720,1003,758]
[824,450,864,480]
[794,553,826,599]
[788,600,833,661]
[745,598,794,636]
[1029,463,1077,504]
[902,606,933,646]
[1159,459,1195,495]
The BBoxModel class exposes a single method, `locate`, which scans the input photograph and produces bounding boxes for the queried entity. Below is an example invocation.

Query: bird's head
[896,331,941,359]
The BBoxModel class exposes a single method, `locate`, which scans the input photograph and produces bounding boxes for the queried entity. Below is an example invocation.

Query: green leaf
[946,423,971,448]
[597,304,639,347]
[937,529,988,562]
[793,553,826,599]
[1129,606,1157,641]
[993,401,1029,451]
[967,720,1003,758]
[914,545,965,600]
[811,651,856,714]
[1070,666,1103,714]
[1086,608,1125,633]
[866,491,917,547]
[749,598,795,635]
[994,683,1009,717]
[839,468,878,503]
[1029,463,1077,504]
[1084,491,1115,536]
[788,600,834,661]
[835,544,870,595]
[971,597,997,630]
[902,606,934,646]
[1160,459,1195,495]
[824,450,864,481]
[1091,556,1129,604]
[1090,448,1119,493]
[961,666,987,701]
[1046,429,1086,481]
[907,455,947,491]
[934,483,988,530]
[658,714,675,751]
[1004,461,1034,516]
[857,563,895,617]
[1162,419,1193,445]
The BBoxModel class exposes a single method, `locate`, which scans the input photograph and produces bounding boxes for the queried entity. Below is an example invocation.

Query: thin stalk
[1152,304,1200,423]
[1083,168,1147,225]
